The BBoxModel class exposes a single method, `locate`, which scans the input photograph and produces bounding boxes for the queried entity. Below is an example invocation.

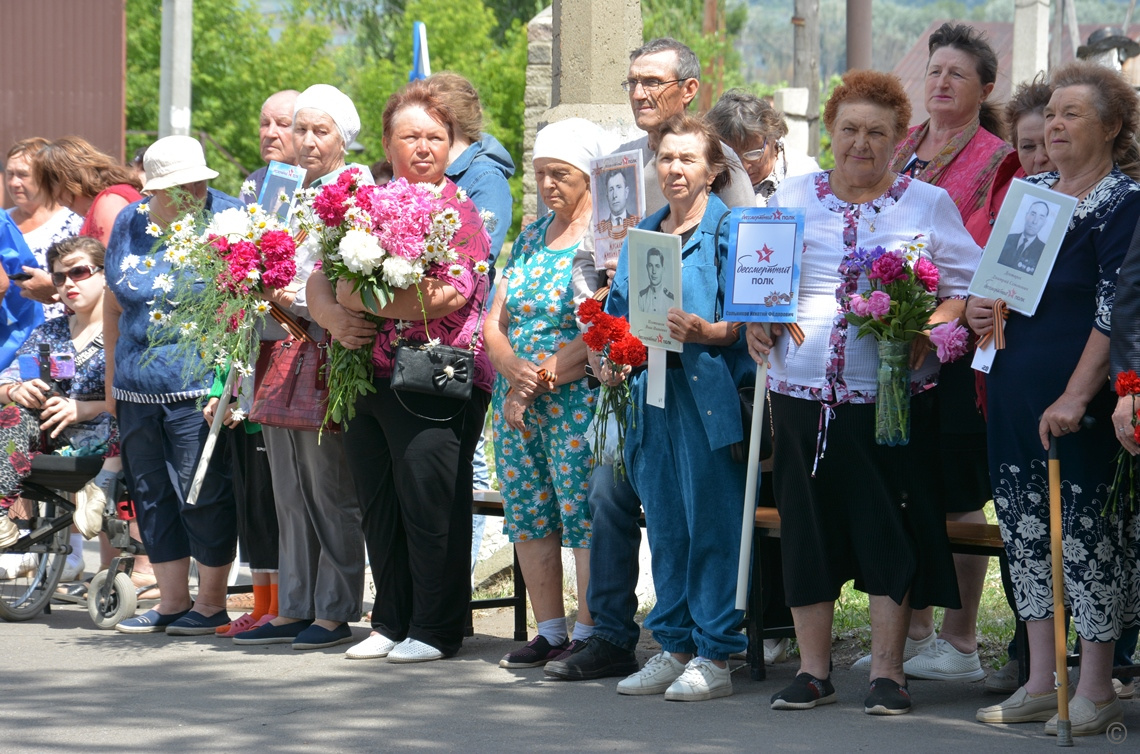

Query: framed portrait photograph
[967,179,1077,316]
[627,229,682,353]
[723,206,805,322]
[591,150,645,268]
[257,161,307,223]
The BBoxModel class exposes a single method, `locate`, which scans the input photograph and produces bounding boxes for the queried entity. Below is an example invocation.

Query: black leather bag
[390,342,475,402]
[730,386,774,464]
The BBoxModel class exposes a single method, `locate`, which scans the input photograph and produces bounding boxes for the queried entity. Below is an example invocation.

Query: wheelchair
[0,455,145,627]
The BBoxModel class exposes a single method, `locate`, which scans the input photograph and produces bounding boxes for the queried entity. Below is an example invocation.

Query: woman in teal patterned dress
[484,118,602,668]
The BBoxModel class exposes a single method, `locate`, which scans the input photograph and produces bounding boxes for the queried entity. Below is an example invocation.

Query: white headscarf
[293,84,361,150]
[533,118,605,177]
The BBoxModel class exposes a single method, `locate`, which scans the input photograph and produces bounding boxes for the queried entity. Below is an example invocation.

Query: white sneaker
[764,637,789,665]
[984,659,1020,694]
[903,638,985,681]
[0,513,17,549]
[344,634,399,657]
[344,632,399,660]
[616,651,687,695]
[387,638,444,663]
[0,551,37,580]
[664,657,733,701]
[852,630,935,670]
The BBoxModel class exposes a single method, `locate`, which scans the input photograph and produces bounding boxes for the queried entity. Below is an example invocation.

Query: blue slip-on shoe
[293,622,354,650]
[165,609,232,636]
[232,619,314,645]
[115,608,191,634]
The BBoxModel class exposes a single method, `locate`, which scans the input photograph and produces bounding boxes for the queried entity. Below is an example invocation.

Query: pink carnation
[930,318,969,363]
[259,230,297,289]
[313,183,350,226]
[914,257,940,293]
[869,252,907,285]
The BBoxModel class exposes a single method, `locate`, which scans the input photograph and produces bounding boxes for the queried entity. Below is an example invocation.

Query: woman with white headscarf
[230,84,371,650]
[483,118,602,668]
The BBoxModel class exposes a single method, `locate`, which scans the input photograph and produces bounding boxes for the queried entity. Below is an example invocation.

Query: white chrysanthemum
[148,310,166,324]
[179,322,198,335]
[136,202,150,215]
[234,361,253,377]
[121,254,141,272]
[230,407,247,422]
[339,229,385,275]
[244,268,261,283]
[152,273,174,293]
[141,258,156,272]
[423,237,450,262]
[145,223,162,238]
[447,264,464,278]
[254,301,271,315]
[381,255,424,288]
[277,188,289,204]
[416,182,443,198]
[207,207,251,241]
[473,260,490,275]
[456,188,468,202]
[479,208,498,233]
[241,180,256,196]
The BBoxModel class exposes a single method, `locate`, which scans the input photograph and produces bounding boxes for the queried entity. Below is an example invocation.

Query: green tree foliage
[345,0,528,228]
[643,0,750,96]
[126,0,335,194]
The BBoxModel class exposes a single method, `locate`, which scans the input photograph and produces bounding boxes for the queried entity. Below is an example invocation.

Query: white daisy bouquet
[137,200,297,384]
[296,168,489,425]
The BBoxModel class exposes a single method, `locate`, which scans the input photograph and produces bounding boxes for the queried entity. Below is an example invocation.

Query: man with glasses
[549,37,753,685]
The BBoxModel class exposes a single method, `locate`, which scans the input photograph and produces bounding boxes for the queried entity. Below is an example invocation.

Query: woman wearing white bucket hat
[106,135,244,636]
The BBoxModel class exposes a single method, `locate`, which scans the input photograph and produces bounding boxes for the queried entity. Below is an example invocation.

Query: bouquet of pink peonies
[296,169,489,425]
[843,242,969,445]
[140,201,297,385]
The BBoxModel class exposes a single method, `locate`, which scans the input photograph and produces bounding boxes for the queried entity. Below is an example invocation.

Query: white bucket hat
[141,135,219,192]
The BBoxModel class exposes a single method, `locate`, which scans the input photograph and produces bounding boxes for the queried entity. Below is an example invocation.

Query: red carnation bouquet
[578,298,647,478]
[1108,370,1140,516]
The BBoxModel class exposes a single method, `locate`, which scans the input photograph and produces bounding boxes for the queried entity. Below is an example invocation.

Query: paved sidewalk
[1,597,1136,753]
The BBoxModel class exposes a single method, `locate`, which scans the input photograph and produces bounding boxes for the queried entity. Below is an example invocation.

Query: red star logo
[756,244,775,263]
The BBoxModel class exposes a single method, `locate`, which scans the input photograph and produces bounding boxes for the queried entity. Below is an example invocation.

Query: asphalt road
[2,597,1137,753]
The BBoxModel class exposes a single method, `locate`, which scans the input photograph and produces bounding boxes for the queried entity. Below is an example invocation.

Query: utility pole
[846,0,872,70]
[158,0,193,138]
[699,0,719,112]
[792,0,820,156]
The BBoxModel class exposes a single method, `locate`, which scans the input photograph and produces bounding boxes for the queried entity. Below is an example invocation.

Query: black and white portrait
[996,198,1056,274]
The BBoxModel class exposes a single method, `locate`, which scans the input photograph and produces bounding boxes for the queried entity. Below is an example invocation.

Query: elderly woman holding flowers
[967,61,1140,737]
[747,70,980,716]
[599,114,753,703]
[307,79,491,663]
[483,117,601,669]
[227,84,371,651]
[104,135,241,636]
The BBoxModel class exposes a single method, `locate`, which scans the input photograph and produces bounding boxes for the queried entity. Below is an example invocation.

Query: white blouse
[767,172,981,403]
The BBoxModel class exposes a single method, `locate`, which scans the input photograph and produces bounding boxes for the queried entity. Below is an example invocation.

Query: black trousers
[346,379,490,656]
[230,428,279,571]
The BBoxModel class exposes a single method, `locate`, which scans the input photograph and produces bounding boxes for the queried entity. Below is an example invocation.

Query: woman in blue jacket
[601,114,751,702]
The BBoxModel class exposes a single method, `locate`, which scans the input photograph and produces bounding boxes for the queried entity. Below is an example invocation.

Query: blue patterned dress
[491,215,595,547]
[986,168,1140,641]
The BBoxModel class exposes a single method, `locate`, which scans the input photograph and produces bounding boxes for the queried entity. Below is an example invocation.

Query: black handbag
[730,386,774,464]
[389,276,486,421]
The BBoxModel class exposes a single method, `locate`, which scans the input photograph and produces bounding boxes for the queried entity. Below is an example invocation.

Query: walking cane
[1047,433,1073,746]
[185,367,239,506]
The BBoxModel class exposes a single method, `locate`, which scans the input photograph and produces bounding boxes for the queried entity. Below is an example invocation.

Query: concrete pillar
[846,0,872,71]
[522,6,554,220]
[1012,0,1050,86]
[792,0,820,156]
[158,0,192,137]
[774,87,811,157]
[545,0,642,123]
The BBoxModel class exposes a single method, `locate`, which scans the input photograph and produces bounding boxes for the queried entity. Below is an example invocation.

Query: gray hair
[706,89,788,156]
[629,37,701,82]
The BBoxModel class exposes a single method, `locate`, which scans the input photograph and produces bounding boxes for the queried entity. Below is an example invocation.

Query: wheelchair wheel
[87,570,137,629]
[0,501,69,621]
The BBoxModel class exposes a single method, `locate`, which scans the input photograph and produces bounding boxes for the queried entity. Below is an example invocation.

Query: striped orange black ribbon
[787,322,806,346]
[975,298,1008,350]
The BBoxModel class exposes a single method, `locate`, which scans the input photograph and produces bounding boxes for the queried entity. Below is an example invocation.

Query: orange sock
[252,583,271,621]
[267,581,279,618]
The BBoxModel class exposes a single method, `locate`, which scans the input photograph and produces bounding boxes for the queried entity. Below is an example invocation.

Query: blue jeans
[585,462,643,652]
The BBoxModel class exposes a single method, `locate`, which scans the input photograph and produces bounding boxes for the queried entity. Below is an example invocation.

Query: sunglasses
[51,265,103,286]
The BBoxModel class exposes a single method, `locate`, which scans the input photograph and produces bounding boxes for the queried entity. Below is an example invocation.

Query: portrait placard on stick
[591,150,645,268]
[967,179,1076,316]
[627,229,682,354]
[258,161,307,223]
[723,206,805,322]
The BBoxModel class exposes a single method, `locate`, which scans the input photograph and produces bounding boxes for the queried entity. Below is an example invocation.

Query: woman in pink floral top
[307,80,491,663]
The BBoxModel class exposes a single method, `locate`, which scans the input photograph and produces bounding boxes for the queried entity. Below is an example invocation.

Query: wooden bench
[467,490,528,641]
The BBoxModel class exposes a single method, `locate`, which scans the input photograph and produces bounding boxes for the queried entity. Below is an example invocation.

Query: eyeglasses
[620,78,687,93]
[51,265,103,286]
[739,140,770,162]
